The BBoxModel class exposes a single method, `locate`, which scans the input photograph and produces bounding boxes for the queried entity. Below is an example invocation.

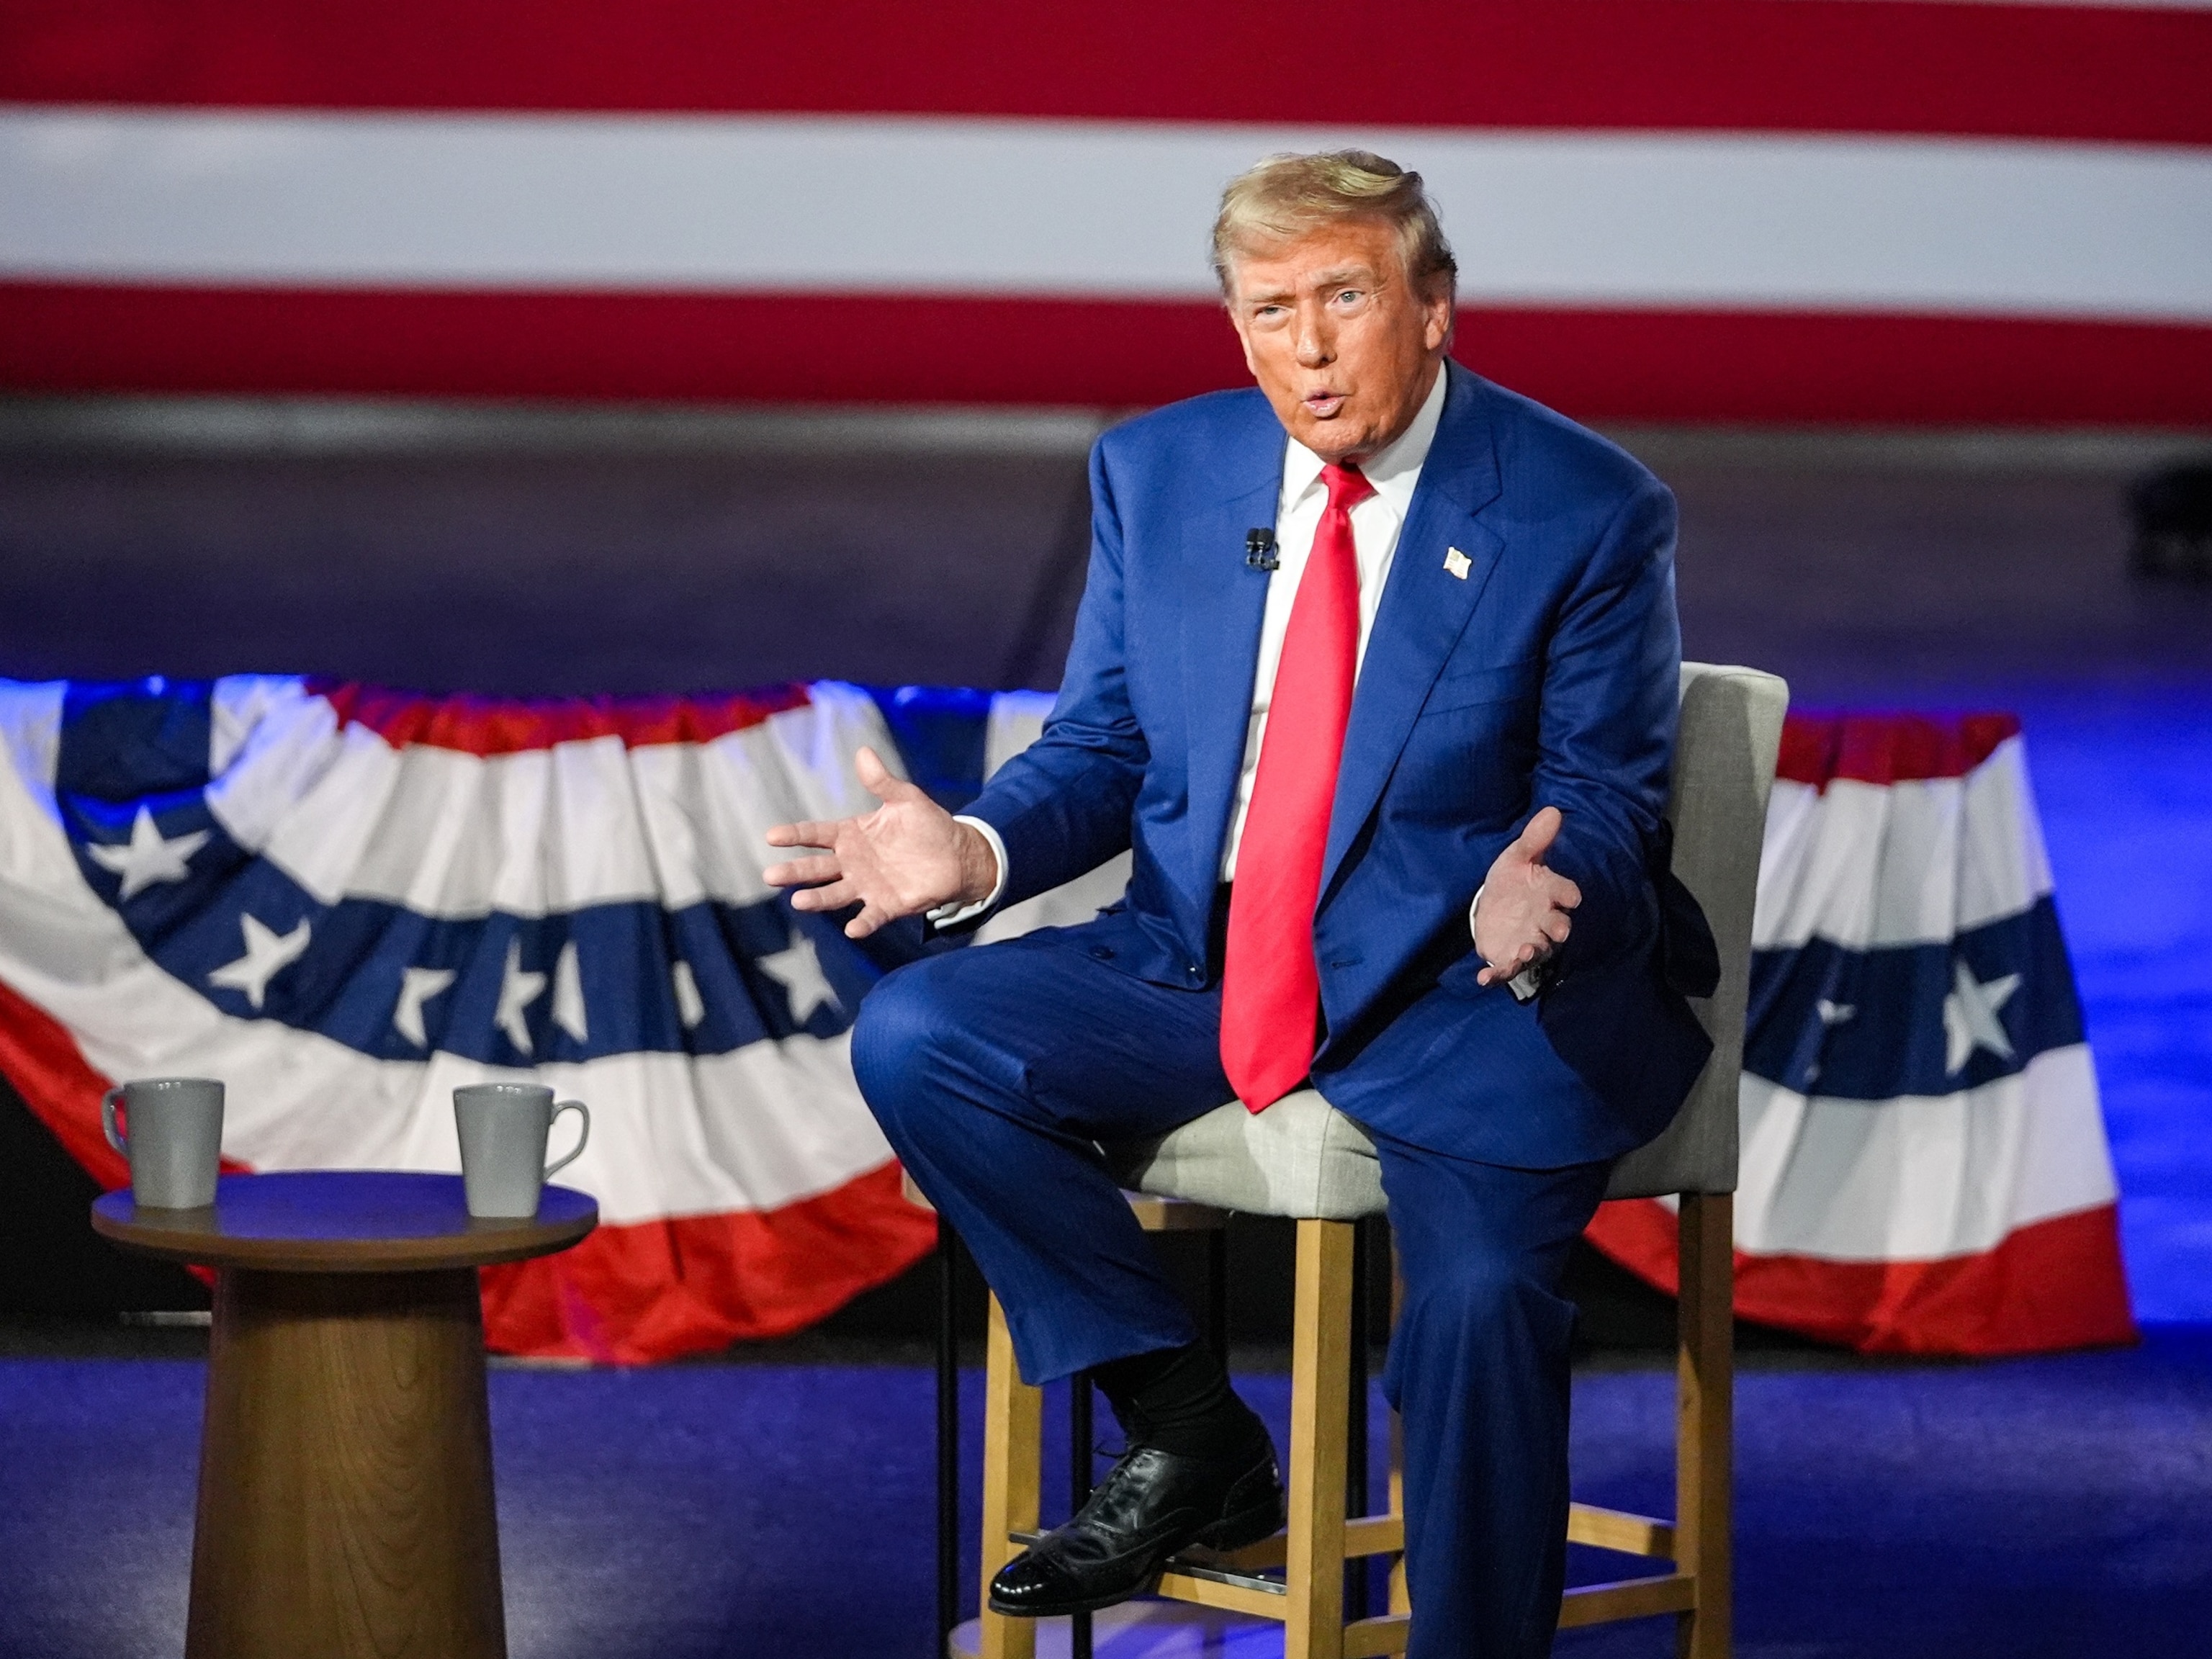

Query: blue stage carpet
[1,1331,2206,1659]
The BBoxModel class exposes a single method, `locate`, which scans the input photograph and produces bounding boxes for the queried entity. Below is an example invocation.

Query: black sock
[1091,1341,1270,1465]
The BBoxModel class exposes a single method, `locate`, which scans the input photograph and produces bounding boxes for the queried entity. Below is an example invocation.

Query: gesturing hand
[1473,806,1582,986]
[763,746,1000,940]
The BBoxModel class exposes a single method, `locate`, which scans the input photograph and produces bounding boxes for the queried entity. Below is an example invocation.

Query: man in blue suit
[766,151,1712,1658]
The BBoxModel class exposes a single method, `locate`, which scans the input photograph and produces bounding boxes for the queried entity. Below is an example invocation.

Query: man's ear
[1225,302,1262,379]
[1422,283,1456,354]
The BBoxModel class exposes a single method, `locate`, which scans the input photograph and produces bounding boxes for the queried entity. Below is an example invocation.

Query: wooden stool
[952,661,1787,1658]
[966,1118,1732,1659]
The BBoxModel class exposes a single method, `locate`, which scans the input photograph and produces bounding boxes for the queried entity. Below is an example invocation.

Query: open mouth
[1302,392,1346,418]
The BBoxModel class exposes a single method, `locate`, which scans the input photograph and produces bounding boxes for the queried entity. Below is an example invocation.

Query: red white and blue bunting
[1587,714,2136,1354]
[0,675,936,1362]
[0,679,2134,1357]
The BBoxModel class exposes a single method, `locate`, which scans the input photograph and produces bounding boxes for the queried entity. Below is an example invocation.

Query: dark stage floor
[0,1326,2206,1659]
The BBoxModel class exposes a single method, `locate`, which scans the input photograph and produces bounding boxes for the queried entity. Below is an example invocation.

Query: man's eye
[1335,289,1363,305]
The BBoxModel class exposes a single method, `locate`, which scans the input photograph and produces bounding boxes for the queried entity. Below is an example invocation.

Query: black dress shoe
[989,1442,1285,1618]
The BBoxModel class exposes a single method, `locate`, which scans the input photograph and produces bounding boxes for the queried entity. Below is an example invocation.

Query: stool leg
[979,1292,1042,1659]
[936,1219,963,1658]
[1346,1218,1371,1619]
[1285,1219,1353,1659]
[1675,1194,1734,1659]
[1385,1226,1409,1619]
[1069,1372,1094,1659]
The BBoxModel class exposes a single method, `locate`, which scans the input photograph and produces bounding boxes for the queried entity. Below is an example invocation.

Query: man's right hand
[763,746,1000,939]
[1473,806,1581,986]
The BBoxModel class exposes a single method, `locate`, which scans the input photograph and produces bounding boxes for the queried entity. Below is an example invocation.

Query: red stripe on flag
[478,1164,937,1364]
[4,2,2208,147]
[1585,1196,2138,1356]
[0,974,133,1191]
[1775,711,2025,789]
[7,283,2212,426]
[311,679,815,757]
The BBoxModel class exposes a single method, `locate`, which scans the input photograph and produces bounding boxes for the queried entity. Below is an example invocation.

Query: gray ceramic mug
[453,1083,590,1218]
[102,1077,224,1209]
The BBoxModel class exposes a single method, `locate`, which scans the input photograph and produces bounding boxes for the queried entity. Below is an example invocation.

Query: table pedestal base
[186,1267,506,1659]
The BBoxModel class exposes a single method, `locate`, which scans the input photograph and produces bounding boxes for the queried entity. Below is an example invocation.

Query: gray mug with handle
[102,1077,225,1209]
[453,1082,590,1218]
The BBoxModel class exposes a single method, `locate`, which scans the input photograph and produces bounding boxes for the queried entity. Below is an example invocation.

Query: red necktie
[1220,462,1375,1111]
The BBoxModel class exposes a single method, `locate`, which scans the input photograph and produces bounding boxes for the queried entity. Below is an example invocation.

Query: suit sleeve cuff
[926,815,1009,927]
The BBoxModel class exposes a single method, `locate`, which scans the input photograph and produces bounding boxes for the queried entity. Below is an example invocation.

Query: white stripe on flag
[4,109,2211,320]
[204,678,899,919]
[1734,1043,2116,1262]
[1752,737,2056,953]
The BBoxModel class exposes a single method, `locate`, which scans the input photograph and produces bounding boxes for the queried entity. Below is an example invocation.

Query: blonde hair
[1211,150,1457,298]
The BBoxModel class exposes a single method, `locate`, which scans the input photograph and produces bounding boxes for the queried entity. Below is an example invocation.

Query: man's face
[1225,217,1453,465]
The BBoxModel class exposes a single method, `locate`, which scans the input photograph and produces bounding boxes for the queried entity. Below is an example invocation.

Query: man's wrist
[955,820,1002,907]
[927,816,1008,928]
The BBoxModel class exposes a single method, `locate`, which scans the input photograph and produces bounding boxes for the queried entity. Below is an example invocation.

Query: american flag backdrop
[2,0,2210,422]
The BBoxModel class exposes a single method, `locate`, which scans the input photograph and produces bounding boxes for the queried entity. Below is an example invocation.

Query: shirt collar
[1280,359,1449,521]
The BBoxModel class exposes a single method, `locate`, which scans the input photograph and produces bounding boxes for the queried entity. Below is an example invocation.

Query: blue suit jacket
[963,361,1713,1169]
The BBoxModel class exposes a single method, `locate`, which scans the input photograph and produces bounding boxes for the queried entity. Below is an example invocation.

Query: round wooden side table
[93,1170,597,1659]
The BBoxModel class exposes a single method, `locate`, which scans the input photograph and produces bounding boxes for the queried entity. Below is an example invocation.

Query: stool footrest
[1343,1573,1700,1655]
[1566,1502,1676,1557]
[1179,1512,1406,1572]
[1007,1531,1292,1602]
[1008,1506,1408,1596]
[1557,1573,1698,1629]
[1344,1613,1411,1658]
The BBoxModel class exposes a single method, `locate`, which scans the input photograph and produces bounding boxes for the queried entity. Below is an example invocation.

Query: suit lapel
[1321,364,1506,897]
[1182,408,1287,887]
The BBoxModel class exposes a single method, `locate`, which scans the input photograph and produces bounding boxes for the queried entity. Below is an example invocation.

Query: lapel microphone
[1244,528,1280,572]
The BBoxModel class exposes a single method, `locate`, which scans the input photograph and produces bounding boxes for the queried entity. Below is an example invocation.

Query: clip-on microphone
[1244,528,1280,572]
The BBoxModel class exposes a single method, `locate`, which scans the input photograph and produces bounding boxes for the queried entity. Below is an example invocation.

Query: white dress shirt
[1218,362,1447,881]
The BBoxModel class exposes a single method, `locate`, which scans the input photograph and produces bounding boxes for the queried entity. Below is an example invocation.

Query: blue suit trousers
[851,922,1612,1659]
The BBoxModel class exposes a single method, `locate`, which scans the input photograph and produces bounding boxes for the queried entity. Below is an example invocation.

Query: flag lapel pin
[1443,547,1472,580]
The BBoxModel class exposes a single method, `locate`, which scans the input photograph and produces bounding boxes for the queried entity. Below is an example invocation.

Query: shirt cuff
[1467,884,1546,1003]
[926,815,1009,927]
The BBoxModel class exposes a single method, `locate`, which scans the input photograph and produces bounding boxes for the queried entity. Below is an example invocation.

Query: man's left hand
[1474,806,1581,986]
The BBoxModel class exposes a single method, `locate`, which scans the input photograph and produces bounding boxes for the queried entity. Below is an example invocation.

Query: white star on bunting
[552,940,589,1043]
[392,966,456,1048]
[495,939,547,1056]
[757,931,840,1025]
[86,807,210,900]
[207,914,312,1011]
[671,960,706,1030]
[1943,960,2020,1075]
[1805,998,1857,1087]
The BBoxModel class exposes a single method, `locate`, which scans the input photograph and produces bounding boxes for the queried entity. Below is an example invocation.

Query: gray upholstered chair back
[1107,662,1789,1217]
[1604,663,1789,1200]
